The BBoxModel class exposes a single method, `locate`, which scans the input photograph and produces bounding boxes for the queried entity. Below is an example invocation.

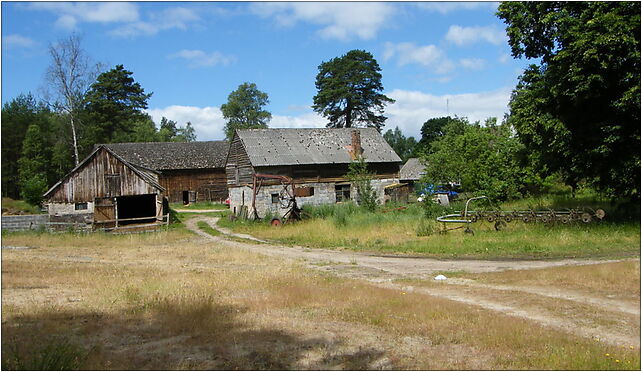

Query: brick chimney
[350,130,363,159]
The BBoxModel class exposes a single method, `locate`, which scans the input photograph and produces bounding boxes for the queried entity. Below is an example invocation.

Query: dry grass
[455,261,640,301]
[2,230,640,370]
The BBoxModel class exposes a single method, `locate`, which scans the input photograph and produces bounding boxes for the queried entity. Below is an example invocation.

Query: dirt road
[186,216,640,348]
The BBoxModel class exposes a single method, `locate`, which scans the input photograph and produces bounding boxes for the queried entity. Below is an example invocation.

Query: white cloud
[445,25,506,46]
[250,2,394,41]
[383,42,454,75]
[3,34,36,49]
[29,2,139,30]
[414,2,498,14]
[110,7,200,37]
[146,106,226,141]
[169,50,237,68]
[498,53,511,64]
[270,112,326,129]
[146,106,326,140]
[383,87,512,138]
[459,58,486,70]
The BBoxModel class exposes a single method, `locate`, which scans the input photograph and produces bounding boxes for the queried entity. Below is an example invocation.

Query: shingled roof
[103,141,229,170]
[399,158,426,181]
[235,128,401,166]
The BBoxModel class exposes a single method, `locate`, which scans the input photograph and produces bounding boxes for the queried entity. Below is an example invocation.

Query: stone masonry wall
[1,214,49,232]
[229,178,398,219]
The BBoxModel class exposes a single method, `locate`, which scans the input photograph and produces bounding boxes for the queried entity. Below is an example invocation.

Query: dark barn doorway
[116,194,157,225]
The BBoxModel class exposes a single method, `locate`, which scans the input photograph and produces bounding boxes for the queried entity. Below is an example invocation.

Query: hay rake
[436,196,606,234]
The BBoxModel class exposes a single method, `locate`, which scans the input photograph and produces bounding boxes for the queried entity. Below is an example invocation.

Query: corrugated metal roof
[103,141,229,170]
[399,158,426,181]
[236,128,401,166]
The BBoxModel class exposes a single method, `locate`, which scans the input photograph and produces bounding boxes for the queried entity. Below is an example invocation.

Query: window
[295,187,314,197]
[271,193,280,204]
[75,202,88,210]
[335,184,350,203]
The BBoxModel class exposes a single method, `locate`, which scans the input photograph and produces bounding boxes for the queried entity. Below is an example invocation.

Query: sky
[2,1,533,141]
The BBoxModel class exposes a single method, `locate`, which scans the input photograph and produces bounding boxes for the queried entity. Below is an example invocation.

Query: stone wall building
[225,128,401,218]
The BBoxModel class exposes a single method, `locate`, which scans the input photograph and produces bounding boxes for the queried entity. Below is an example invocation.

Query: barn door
[94,197,116,229]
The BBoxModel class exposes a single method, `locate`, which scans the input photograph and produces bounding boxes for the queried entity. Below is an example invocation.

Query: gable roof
[399,158,426,181]
[103,141,229,170]
[234,128,401,167]
[44,145,164,198]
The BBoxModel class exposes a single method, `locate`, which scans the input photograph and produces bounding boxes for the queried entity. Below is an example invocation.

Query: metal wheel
[270,217,283,227]
[486,215,496,223]
[522,216,531,223]
[560,216,570,224]
[595,209,606,220]
[494,220,506,231]
[581,213,592,223]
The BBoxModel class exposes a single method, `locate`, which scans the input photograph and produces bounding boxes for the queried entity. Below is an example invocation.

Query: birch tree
[44,34,101,165]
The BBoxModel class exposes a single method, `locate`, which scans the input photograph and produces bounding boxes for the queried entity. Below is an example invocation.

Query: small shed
[43,145,166,230]
[104,141,229,204]
[386,158,427,203]
[225,128,401,218]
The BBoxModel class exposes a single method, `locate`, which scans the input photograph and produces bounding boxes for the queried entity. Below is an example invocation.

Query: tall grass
[221,196,640,258]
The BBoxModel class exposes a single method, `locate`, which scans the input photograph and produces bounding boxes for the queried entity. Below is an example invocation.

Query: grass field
[217,198,640,259]
[2,228,639,370]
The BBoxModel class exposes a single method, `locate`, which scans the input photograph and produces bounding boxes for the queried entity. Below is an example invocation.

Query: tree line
[3,2,639,206]
[2,35,195,205]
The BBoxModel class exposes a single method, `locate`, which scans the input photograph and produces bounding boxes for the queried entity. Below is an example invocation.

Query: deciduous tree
[313,50,394,131]
[383,126,417,163]
[498,2,640,197]
[44,34,102,165]
[221,82,271,140]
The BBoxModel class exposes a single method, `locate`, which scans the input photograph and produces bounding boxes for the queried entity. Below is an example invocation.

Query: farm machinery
[250,173,302,225]
[436,196,606,234]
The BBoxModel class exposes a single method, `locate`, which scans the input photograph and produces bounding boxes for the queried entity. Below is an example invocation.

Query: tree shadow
[2,298,391,370]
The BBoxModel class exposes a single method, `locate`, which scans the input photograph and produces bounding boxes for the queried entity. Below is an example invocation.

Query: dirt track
[186,216,640,348]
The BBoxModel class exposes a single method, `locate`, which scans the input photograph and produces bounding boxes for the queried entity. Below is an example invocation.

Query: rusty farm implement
[436,196,606,234]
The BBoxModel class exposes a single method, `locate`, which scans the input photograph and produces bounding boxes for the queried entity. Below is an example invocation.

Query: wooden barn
[44,145,167,230]
[104,141,229,204]
[225,128,401,218]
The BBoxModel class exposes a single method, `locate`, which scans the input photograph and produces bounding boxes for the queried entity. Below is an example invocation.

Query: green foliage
[383,126,417,162]
[418,116,457,154]
[2,335,87,370]
[85,64,152,144]
[346,156,378,212]
[498,2,641,198]
[1,94,50,199]
[312,50,394,131]
[221,82,271,140]
[158,116,179,141]
[18,124,49,206]
[422,117,526,202]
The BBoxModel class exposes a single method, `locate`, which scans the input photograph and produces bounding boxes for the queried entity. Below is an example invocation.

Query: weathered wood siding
[225,133,255,187]
[160,169,228,203]
[253,163,400,185]
[47,148,161,203]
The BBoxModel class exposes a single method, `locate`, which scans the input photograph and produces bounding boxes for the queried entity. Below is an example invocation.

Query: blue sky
[2,2,532,140]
